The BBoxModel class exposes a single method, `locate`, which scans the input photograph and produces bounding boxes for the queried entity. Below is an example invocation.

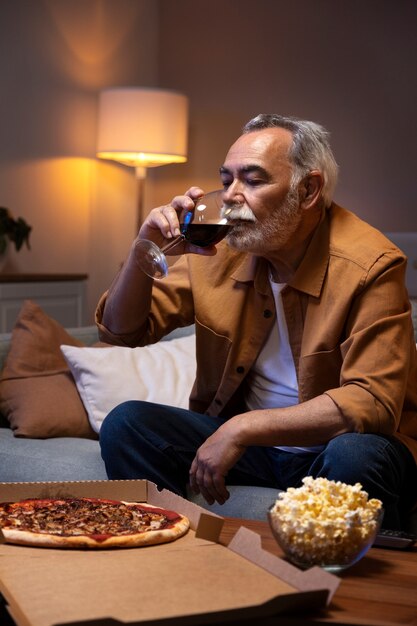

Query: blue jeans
[99,400,417,530]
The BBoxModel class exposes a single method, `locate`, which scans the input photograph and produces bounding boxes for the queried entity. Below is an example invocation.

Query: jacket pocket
[298,347,343,401]
[189,318,232,412]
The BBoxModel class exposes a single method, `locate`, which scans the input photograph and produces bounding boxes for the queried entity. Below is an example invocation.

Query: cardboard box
[0,480,340,626]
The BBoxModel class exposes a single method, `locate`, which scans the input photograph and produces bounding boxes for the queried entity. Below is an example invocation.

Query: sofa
[0,299,416,530]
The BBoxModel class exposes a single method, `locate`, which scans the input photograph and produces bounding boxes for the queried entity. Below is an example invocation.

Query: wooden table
[218,517,417,626]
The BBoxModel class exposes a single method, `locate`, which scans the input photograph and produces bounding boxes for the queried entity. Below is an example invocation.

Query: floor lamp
[96,87,189,232]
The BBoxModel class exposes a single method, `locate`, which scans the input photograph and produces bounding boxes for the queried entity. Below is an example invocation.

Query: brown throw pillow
[0,300,97,439]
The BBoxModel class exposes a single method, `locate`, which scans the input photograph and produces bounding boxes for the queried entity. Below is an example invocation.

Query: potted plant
[0,207,32,254]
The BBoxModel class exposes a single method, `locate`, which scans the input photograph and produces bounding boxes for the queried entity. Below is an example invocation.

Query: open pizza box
[0,480,340,626]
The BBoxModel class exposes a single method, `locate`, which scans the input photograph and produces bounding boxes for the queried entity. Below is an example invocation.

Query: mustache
[220,203,257,222]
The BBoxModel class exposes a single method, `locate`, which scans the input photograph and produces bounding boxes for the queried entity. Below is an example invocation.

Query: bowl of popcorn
[268,477,383,573]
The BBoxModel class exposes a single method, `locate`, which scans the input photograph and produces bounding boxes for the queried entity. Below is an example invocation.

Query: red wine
[180,223,231,247]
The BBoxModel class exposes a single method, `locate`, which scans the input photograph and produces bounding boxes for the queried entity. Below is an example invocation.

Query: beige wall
[154,0,417,230]
[0,0,416,323]
[0,0,159,322]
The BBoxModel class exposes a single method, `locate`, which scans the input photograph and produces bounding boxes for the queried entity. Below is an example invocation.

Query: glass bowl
[268,505,384,573]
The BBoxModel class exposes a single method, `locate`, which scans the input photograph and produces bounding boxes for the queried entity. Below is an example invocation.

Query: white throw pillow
[60,335,196,433]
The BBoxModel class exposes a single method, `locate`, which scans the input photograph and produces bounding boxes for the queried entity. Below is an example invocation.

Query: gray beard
[226,188,301,252]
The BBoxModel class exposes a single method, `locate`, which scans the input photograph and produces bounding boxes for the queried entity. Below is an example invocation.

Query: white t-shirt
[244,278,324,454]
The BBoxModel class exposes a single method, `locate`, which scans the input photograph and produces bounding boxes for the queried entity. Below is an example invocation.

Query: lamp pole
[135,166,147,234]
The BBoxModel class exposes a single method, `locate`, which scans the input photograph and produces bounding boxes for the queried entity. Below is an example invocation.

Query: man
[97,114,417,530]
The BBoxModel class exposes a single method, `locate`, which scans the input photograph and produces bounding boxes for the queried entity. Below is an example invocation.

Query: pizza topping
[0,498,182,538]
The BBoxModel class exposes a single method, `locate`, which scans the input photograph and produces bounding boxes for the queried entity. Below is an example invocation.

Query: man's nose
[223,181,245,205]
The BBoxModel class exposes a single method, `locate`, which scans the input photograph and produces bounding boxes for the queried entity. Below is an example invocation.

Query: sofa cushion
[186,485,281,521]
[0,428,107,481]
[0,300,97,439]
[61,335,196,433]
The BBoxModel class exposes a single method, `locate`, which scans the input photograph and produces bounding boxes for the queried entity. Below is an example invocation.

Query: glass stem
[160,234,185,254]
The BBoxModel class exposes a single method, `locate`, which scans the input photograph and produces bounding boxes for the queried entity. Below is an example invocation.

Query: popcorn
[269,477,383,567]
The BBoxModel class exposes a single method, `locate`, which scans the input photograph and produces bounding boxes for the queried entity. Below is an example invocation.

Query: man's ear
[299,171,324,210]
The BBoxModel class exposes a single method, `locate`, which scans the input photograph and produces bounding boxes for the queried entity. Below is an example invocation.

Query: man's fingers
[189,465,216,504]
[155,205,181,238]
[182,186,205,201]
[196,470,222,505]
[211,473,230,504]
[189,462,229,505]
[189,458,200,494]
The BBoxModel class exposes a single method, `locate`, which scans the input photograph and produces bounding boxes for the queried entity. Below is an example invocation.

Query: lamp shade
[97,87,188,169]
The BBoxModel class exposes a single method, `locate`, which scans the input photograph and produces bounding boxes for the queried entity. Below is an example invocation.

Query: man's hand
[137,186,217,257]
[189,395,348,506]
[189,427,247,505]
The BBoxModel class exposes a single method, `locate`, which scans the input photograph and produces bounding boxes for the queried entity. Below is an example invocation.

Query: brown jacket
[96,204,417,465]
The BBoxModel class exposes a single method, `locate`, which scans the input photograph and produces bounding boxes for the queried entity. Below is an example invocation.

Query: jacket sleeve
[324,253,416,435]
[95,255,195,347]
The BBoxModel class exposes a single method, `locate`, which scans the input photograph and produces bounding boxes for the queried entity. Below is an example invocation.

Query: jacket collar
[288,207,330,297]
[230,207,331,298]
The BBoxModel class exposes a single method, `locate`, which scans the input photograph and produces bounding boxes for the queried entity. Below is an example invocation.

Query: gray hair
[243,114,338,207]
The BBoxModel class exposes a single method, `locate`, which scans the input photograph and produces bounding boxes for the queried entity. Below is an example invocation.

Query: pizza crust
[0,498,190,549]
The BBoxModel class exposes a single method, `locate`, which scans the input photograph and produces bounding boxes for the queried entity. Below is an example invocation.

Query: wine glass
[135,190,230,279]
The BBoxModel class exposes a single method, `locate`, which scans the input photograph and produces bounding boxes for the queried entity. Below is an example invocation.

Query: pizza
[0,497,190,549]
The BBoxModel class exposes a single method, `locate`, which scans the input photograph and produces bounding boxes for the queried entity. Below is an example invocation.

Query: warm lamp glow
[96,87,188,172]
[97,151,187,167]
[96,86,189,230]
